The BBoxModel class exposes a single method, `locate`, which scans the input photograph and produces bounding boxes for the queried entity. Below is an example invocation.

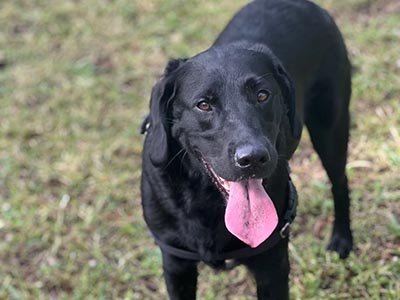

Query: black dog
[141,0,352,299]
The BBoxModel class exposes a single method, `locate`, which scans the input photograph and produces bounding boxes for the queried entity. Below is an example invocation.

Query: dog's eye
[257,90,271,103]
[196,100,212,112]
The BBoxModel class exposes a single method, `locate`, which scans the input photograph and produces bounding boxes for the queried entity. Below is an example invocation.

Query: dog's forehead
[178,64,279,99]
[189,48,273,74]
[178,50,275,94]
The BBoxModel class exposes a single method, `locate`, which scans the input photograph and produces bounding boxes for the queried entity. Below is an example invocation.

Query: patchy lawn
[0,0,399,299]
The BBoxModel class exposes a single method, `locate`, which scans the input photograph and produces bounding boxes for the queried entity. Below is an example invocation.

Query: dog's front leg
[161,252,198,300]
[244,239,290,300]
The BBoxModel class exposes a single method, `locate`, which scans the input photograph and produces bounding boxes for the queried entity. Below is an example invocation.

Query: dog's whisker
[179,150,189,175]
[163,148,186,170]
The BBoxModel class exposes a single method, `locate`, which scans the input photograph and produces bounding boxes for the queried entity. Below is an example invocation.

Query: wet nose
[234,145,270,169]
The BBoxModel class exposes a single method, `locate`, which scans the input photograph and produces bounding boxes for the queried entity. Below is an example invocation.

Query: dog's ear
[148,58,187,166]
[273,61,302,140]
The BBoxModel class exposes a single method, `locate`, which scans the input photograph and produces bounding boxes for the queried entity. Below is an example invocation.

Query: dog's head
[145,43,302,247]
[147,43,301,179]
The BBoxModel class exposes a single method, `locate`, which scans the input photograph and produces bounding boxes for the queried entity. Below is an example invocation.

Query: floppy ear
[147,58,187,167]
[273,61,302,140]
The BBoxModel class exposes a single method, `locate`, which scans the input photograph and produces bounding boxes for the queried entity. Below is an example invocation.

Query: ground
[0,0,399,299]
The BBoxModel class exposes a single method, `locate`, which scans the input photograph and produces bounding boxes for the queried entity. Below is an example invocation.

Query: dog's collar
[151,178,297,261]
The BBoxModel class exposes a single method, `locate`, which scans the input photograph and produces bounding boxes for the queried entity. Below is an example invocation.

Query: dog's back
[214,0,351,122]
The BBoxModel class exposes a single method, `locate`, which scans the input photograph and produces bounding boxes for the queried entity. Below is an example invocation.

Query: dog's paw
[327,231,353,259]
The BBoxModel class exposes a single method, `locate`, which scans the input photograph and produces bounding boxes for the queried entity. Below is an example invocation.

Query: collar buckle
[280,222,290,239]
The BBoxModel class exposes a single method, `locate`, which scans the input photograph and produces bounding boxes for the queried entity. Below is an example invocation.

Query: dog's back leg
[304,64,353,258]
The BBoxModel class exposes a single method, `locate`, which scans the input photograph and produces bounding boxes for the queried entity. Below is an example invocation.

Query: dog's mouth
[200,158,230,199]
[199,156,278,248]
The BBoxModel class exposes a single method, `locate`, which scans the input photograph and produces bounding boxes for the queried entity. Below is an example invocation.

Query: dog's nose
[235,145,270,169]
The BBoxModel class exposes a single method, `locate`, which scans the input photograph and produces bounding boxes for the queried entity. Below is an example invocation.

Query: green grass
[0,0,399,299]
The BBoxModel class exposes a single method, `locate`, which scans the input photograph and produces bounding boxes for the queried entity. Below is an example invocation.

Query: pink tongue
[224,179,278,248]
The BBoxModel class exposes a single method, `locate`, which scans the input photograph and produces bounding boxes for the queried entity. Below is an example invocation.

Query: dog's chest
[174,184,241,260]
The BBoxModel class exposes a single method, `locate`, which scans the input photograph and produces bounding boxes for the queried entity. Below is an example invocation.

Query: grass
[0,0,399,299]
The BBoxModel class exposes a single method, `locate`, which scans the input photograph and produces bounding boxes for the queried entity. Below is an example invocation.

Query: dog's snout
[235,145,270,169]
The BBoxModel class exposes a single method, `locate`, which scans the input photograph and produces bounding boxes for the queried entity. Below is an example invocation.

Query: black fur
[141,0,353,299]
